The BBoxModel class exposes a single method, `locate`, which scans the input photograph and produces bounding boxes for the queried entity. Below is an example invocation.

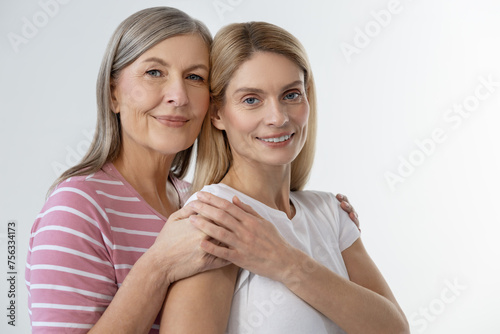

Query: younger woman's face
[213,52,309,169]
[111,34,210,158]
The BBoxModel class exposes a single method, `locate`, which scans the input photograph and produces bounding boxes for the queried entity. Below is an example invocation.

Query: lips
[257,133,294,143]
[152,115,188,128]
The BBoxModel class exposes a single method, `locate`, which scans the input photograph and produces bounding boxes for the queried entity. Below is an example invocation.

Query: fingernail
[197,192,208,199]
[189,201,200,209]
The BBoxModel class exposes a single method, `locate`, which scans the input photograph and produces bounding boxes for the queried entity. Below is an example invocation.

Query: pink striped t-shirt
[25,163,191,333]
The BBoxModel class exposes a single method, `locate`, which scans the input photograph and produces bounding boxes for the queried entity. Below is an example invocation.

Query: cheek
[225,113,256,136]
[297,104,310,129]
[131,88,163,112]
[191,89,210,117]
[117,79,163,113]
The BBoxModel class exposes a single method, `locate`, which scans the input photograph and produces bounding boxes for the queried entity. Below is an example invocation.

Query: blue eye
[284,92,300,100]
[243,97,260,105]
[146,69,162,77]
[187,74,204,81]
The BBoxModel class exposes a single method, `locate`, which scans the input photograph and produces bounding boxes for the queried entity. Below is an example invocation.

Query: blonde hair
[192,21,317,192]
[49,7,212,195]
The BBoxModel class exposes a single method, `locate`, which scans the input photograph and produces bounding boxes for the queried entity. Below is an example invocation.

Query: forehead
[137,34,209,66]
[227,52,304,92]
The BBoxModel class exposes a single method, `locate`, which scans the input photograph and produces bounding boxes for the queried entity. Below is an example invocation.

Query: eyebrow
[232,80,305,96]
[142,57,208,72]
[282,80,305,91]
[142,57,168,66]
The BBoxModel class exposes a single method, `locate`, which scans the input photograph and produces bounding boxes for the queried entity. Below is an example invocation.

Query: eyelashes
[284,92,301,100]
[243,97,260,105]
[241,90,303,106]
[186,74,206,82]
[146,69,162,77]
[145,70,206,83]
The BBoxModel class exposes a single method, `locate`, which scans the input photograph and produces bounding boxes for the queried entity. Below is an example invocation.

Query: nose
[164,76,189,107]
[265,99,289,127]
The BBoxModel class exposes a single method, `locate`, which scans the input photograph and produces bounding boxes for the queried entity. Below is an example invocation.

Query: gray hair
[49,7,212,195]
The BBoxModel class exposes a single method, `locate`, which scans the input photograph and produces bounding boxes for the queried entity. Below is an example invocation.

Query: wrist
[278,248,308,288]
[279,248,325,294]
[138,245,173,287]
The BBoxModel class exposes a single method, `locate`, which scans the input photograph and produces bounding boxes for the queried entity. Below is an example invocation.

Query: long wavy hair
[48,7,212,195]
[192,21,317,192]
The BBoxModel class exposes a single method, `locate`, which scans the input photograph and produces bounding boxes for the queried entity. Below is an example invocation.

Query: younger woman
[161,22,409,334]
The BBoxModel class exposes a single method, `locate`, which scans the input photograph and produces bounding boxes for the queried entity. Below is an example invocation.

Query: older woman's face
[213,52,309,169]
[111,34,210,158]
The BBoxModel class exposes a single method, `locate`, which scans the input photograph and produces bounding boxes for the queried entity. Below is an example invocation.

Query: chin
[152,143,191,156]
[263,158,296,167]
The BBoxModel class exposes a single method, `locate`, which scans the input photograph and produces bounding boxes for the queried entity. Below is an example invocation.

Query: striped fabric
[25,163,191,333]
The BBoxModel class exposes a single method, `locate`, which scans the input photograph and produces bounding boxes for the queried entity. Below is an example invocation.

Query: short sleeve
[26,182,117,333]
[183,184,236,207]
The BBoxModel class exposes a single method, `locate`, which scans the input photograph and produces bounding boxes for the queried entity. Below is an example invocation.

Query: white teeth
[261,134,291,143]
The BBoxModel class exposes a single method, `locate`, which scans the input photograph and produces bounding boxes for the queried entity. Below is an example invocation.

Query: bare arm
[278,239,409,334]
[88,248,171,333]
[160,264,239,333]
[189,192,409,334]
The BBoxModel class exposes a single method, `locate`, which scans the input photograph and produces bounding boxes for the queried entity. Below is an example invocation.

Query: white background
[1,0,500,333]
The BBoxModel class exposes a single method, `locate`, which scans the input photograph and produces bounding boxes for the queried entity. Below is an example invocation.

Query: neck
[221,160,294,219]
[113,143,179,218]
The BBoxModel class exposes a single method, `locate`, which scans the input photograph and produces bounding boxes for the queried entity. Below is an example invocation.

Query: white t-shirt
[187,184,360,334]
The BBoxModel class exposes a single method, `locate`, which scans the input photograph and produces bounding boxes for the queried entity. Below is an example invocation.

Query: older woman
[161,22,409,334]
[25,7,226,333]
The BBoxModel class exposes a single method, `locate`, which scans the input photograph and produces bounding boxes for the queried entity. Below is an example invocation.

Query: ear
[210,105,225,131]
[110,81,120,114]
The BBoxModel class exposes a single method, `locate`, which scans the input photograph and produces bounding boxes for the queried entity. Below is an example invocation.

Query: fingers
[169,204,198,221]
[190,191,258,228]
[339,199,353,213]
[197,192,245,218]
[335,194,350,205]
[202,254,232,271]
[336,193,348,203]
[199,238,236,263]
[188,198,243,233]
[232,196,262,218]
[337,193,360,230]
[349,212,360,229]
[337,193,354,215]
[193,218,241,265]
[196,192,263,221]
[190,214,239,249]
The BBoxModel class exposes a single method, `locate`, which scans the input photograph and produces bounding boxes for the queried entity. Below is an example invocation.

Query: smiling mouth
[258,134,293,143]
[153,116,188,122]
[153,116,188,127]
